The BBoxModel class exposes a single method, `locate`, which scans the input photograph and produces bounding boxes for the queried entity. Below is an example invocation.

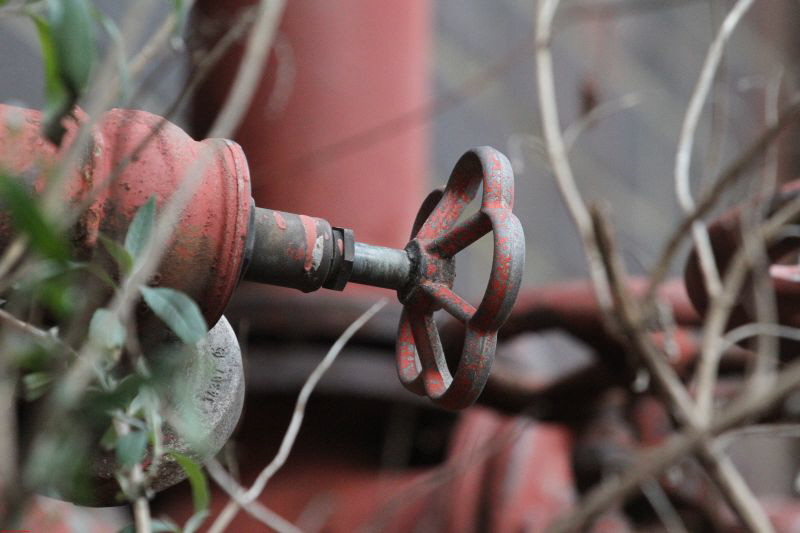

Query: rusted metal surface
[350,242,412,290]
[155,401,576,533]
[395,147,524,409]
[684,180,800,331]
[244,207,335,292]
[240,146,525,409]
[0,104,252,328]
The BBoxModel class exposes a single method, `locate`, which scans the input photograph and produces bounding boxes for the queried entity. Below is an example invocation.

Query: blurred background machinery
[4,0,800,531]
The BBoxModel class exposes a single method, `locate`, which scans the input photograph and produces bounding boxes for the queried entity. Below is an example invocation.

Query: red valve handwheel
[396,147,525,409]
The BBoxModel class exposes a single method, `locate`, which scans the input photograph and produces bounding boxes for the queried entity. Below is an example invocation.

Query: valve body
[0,104,252,328]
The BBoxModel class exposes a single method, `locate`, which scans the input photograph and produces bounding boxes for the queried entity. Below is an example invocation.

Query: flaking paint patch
[312,235,324,270]
[298,215,318,272]
[273,211,287,230]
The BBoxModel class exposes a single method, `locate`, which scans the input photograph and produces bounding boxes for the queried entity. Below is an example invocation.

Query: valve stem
[243,206,413,293]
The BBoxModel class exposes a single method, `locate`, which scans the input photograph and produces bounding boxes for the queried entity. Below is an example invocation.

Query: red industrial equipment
[685,180,800,331]
[0,103,524,411]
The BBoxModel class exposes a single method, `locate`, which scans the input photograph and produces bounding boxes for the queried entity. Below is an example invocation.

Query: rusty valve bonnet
[244,147,525,409]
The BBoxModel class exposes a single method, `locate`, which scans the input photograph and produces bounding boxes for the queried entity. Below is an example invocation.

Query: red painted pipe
[192,0,430,299]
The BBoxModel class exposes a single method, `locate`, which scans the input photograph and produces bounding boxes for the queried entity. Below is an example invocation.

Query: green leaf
[99,424,117,451]
[116,429,147,469]
[32,14,70,144]
[22,371,54,401]
[32,0,95,144]
[124,197,156,261]
[140,287,207,344]
[47,0,95,93]
[99,234,133,275]
[89,308,125,354]
[169,0,189,38]
[81,261,118,290]
[0,174,68,261]
[168,450,209,512]
[83,374,145,418]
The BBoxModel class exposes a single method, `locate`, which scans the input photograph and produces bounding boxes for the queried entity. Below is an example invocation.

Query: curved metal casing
[0,104,252,328]
[65,316,245,506]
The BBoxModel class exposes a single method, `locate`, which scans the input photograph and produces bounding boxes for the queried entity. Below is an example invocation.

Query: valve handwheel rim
[396,147,525,410]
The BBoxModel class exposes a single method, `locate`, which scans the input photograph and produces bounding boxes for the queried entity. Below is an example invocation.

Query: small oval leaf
[47,0,95,94]
[116,429,147,469]
[124,197,156,261]
[89,308,125,354]
[99,234,133,275]
[140,287,207,344]
[0,173,69,261]
[168,450,209,512]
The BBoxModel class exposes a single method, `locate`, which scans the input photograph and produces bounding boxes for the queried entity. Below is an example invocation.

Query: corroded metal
[0,103,524,414]
[395,147,525,409]
[684,181,800,330]
[244,207,335,292]
[244,147,526,409]
[0,104,252,328]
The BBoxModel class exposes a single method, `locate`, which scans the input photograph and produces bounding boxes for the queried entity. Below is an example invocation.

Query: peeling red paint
[0,104,251,326]
[273,211,287,230]
[297,215,318,272]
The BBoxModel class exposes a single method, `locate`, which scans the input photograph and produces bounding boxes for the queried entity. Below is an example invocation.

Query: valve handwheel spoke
[395,147,525,409]
[408,309,452,398]
[419,281,476,323]
[428,211,492,257]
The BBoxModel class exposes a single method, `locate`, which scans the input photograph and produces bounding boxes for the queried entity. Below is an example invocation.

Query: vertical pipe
[192,0,430,253]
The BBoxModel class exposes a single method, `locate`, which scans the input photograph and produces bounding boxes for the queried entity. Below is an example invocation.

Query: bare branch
[207,299,388,533]
[547,345,800,532]
[590,206,772,532]
[205,459,302,533]
[535,0,613,313]
[563,92,641,152]
[645,97,800,303]
[695,193,800,426]
[674,0,755,302]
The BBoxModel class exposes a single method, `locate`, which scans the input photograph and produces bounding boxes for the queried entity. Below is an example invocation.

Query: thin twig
[717,423,800,448]
[563,92,641,151]
[133,496,151,533]
[127,0,195,81]
[535,0,613,313]
[640,478,689,533]
[207,299,387,533]
[205,459,303,533]
[742,68,784,400]
[362,415,532,533]
[674,0,755,302]
[645,96,800,303]
[547,336,800,532]
[590,207,772,532]
[695,194,800,426]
